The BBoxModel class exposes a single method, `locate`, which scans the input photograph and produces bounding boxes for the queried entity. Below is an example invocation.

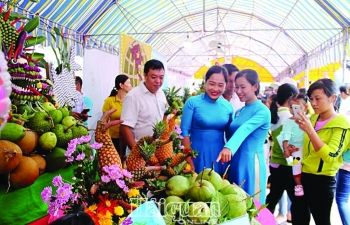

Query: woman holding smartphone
[293,79,350,225]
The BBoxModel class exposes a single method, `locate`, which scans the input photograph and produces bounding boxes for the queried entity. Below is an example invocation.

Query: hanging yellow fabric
[194,56,274,82]
[293,62,341,88]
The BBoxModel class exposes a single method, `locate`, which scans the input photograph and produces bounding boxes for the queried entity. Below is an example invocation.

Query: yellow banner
[120,33,152,87]
[194,56,274,82]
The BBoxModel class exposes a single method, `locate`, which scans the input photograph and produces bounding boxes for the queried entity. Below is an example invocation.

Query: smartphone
[292,104,302,119]
[81,108,90,114]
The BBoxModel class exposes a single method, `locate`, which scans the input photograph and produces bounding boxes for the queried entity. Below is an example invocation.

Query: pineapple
[182,87,191,103]
[153,139,169,149]
[95,110,123,175]
[131,166,167,181]
[163,166,176,177]
[131,168,149,181]
[155,141,174,164]
[126,135,153,171]
[170,152,186,167]
[160,115,177,141]
[153,121,166,140]
[139,141,156,162]
[149,155,159,165]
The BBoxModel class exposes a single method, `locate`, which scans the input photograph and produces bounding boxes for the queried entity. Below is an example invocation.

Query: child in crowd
[278,93,309,196]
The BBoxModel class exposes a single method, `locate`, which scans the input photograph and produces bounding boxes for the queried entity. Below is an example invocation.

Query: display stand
[0,166,74,225]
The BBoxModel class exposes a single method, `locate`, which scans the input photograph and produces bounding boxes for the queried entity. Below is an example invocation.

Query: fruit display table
[0,166,74,225]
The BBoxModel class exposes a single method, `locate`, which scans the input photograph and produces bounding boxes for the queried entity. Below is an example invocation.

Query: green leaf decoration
[209,191,229,224]
[173,161,187,174]
[4,12,29,20]
[53,27,63,38]
[25,36,46,47]
[37,58,46,68]
[23,16,40,33]
[248,203,268,221]
[30,52,45,59]
[49,31,57,43]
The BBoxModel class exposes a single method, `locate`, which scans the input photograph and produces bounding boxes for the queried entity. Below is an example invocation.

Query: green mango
[43,147,67,172]
[0,123,26,142]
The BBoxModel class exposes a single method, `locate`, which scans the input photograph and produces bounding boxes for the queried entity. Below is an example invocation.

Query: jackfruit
[51,124,73,148]
[71,125,88,139]
[25,111,53,136]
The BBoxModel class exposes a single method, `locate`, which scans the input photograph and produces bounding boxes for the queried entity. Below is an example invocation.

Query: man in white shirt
[120,59,167,151]
[222,64,245,111]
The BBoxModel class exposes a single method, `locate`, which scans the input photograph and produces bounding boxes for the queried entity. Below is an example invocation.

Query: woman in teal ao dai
[217,69,271,203]
[181,65,233,175]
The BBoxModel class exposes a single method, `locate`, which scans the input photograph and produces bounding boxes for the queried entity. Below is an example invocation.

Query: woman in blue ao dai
[181,65,233,175]
[217,69,271,203]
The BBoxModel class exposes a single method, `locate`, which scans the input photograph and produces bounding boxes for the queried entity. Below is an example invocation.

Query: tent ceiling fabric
[17,0,349,78]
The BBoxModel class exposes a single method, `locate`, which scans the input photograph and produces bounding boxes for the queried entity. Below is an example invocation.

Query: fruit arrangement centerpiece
[41,109,151,225]
[0,6,89,191]
[159,164,265,225]
[123,86,266,224]
[123,116,265,224]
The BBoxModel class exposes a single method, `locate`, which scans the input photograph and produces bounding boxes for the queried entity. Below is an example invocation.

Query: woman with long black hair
[102,74,132,159]
[265,83,307,224]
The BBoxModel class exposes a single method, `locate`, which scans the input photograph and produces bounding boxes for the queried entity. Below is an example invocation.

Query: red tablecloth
[27,215,49,225]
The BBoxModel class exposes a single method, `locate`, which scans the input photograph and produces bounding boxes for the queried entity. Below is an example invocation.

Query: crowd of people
[74,58,349,225]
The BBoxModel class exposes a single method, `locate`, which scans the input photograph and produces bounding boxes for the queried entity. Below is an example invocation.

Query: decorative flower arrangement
[172,123,183,154]
[41,135,145,225]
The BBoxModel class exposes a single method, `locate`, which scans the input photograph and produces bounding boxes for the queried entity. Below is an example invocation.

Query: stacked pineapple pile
[126,114,194,181]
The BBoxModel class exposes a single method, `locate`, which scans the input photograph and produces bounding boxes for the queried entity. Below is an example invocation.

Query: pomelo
[165,175,190,197]
[221,179,230,189]
[196,168,222,191]
[225,194,247,219]
[42,102,56,112]
[61,116,77,128]
[188,202,210,224]
[185,180,215,202]
[164,196,184,216]
[49,109,63,124]
[39,132,57,151]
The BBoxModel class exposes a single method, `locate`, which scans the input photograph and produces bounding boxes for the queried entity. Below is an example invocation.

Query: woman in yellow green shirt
[102,74,132,159]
